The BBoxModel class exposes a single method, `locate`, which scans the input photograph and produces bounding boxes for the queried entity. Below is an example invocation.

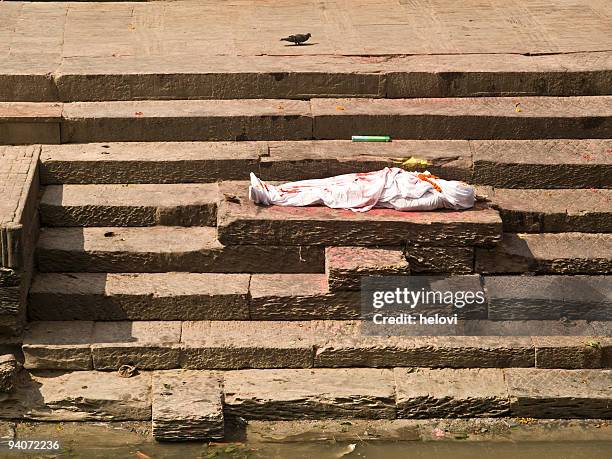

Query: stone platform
[1,0,612,101]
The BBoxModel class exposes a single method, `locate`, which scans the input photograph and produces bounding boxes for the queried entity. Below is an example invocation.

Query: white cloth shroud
[248,167,475,212]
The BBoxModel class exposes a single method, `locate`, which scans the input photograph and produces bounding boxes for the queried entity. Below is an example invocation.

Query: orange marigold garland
[417,173,442,192]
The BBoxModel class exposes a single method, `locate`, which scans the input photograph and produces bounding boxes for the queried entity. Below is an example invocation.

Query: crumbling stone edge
[0,147,40,336]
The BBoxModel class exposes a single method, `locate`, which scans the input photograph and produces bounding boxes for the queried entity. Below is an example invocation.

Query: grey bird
[280,33,311,45]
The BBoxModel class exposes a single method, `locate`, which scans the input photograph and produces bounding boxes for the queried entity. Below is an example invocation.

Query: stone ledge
[0,368,609,428]
[4,53,612,102]
[21,320,611,371]
[217,182,502,247]
[38,140,612,189]
[223,368,397,420]
[36,226,324,273]
[40,183,219,227]
[475,233,612,274]
[482,188,612,233]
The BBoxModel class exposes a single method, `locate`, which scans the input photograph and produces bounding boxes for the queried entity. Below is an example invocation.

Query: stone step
[310,96,612,140]
[2,368,609,433]
[8,53,612,102]
[40,183,219,227]
[217,182,502,247]
[152,370,224,442]
[39,140,612,188]
[471,139,612,189]
[325,247,411,291]
[36,227,324,273]
[40,142,267,185]
[60,99,313,143]
[29,273,252,321]
[20,321,612,371]
[0,102,61,145]
[39,140,471,184]
[482,188,612,233]
[484,275,612,322]
[30,271,611,324]
[248,274,360,320]
[36,186,612,236]
[476,232,612,274]
[3,97,612,144]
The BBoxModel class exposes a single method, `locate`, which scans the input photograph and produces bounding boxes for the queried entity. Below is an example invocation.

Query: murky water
[4,439,612,459]
[3,421,612,459]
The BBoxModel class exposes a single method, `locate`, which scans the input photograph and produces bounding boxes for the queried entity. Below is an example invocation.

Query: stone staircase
[1,95,611,440]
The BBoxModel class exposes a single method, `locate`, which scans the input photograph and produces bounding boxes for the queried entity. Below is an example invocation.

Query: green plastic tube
[351,135,391,142]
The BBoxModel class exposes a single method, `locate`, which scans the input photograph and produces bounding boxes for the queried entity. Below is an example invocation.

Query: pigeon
[280,33,311,45]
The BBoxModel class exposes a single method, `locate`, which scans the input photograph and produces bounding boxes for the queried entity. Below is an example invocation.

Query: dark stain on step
[271,72,287,81]
[270,115,301,121]
[235,133,249,141]
[438,72,462,82]
[581,117,605,130]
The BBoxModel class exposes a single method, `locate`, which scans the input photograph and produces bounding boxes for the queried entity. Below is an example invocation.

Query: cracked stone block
[92,321,181,370]
[394,368,510,418]
[505,368,612,418]
[152,370,224,441]
[22,322,93,370]
[223,368,396,420]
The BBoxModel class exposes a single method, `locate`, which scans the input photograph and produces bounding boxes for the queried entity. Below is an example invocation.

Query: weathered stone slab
[56,55,385,101]
[180,321,315,370]
[0,370,151,421]
[217,182,502,247]
[404,245,474,274]
[61,100,312,142]
[505,368,612,418]
[312,96,612,140]
[152,370,224,441]
[313,322,534,368]
[0,354,19,392]
[40,142,266,184]
[249,274,361,320]
[29,273,250,321]
[471,139,612,189]
[40,183,218,227]
[261,140,472,182]
[463,320,609,337]
[0,103,61,121]
[385,53,612,98]
[0,122,59,145]
[476,233,612,274]
[92,322,181,370]
[394,368,510,418]
[15,53,612,102]
[533,337,603,369]
[36,227,324,273]
[484,275,612,321]
[22,321,93,370]
[223,368,396,420]
[326,247,410,291]
[0,102,61,144]
[0,55,58,102]
[484,188,612,233]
